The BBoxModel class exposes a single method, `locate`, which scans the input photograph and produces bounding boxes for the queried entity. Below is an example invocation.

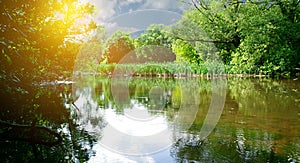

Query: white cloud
[82,0,183,37]
[141,0,179,10]
[85,0,182,22]
[119,0,143,6]
[108,10,181,27]
[87,0,117,20]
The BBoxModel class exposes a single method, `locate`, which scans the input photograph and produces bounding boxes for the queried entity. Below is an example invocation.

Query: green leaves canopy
[181,0,300,77]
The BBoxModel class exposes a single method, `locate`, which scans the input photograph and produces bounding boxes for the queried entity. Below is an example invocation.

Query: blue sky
[82,0,190,35]
[85,0,187,21]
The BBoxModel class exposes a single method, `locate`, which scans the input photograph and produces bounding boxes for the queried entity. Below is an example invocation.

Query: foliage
[0,0,97,116]
[90,0,299,78]
[0,0,96,79]
[74,26,106,72]
[96,62,213,76]
[100,24,177,64]
[181,0,300,77]
[0,0,97,161]
[101,31,134,64]
[172,39,199,64]
[229,1,300,77]
[134,24,174,48]
[134,24,176,59]
[180,1,241,64]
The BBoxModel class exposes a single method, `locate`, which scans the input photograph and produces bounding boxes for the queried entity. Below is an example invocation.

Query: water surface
[0,77,299,162]
[72,77,300,162]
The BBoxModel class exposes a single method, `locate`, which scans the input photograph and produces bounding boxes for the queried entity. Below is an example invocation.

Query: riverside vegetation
[74,0,300,78]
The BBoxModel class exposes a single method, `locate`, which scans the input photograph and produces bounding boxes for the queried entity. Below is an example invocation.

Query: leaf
[0,41,7,46]
[2,49,12,64]
[4,54,12,64]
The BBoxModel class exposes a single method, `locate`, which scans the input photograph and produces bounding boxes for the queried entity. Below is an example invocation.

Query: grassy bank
[83,62,278,78]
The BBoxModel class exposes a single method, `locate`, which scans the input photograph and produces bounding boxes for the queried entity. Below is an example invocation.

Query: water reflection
[72,76,299,162]
[72,77,175,156]
[0,82,96,162]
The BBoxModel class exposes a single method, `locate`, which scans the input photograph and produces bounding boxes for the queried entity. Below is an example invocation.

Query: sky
[81,0,190,35]
[84,0,187,21]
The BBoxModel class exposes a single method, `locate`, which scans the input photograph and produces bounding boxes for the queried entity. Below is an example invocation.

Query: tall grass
[95,62,226,77]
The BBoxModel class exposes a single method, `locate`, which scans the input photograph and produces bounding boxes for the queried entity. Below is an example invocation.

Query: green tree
[1,0,97,80]
[229,0,300,76]
[182,0,242,64]
[134,24,174,49]
[180,0,300,77]
[75,26,106,71]
[0,0,97,161]
[0,0,97,121]
[101,31,134,64]
[134,24,176,62]
[172,39,199,64]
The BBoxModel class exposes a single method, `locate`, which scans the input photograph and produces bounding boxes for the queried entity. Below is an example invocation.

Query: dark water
[1,77,299,162]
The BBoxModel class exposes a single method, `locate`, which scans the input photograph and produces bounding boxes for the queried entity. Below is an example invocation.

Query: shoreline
[72,71,274,79]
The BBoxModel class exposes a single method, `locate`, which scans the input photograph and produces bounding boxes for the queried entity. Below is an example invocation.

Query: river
[71,76,300,162]
[0,76,299,162]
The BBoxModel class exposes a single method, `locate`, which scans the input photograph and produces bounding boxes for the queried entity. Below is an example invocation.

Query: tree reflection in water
[0,82,96,162]
[72,76,299,162]
[170,78,300,162]
[2,76,298,162]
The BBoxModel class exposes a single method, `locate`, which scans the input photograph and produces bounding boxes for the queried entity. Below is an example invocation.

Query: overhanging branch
[177,37,233,44]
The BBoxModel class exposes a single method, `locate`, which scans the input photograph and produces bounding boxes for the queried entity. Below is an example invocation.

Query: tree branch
[190,0,215,23]
[0,120,62,147]
[177,37,233,44]
[296,0,300,7]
